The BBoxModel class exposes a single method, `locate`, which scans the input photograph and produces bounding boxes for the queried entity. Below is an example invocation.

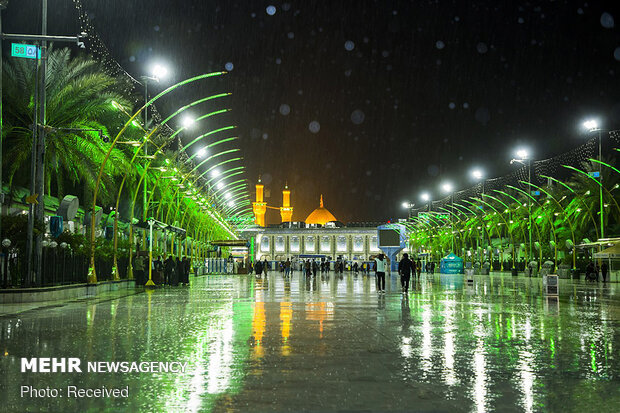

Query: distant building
[246,178,382,261]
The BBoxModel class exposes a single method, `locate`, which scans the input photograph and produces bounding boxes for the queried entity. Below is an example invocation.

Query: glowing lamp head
[150,64,168,80]
[441,182,453,193]
[217,182,224,189]
[227,200,235,208]
[471,169,483,180]
[197,147,207,158]
[402,202,410,209]
[211,169,220,178]
[224,193,232,200]
[181,115,195,129]
[516,149,528,159]
[583,119,598,131]
[421,192,430,202]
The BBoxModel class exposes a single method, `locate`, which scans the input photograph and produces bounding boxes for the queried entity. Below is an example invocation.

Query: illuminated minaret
[252,177,267,227]
[280,182,293,223]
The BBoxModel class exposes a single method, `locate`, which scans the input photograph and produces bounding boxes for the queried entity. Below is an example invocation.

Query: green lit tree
[2,47,133,203]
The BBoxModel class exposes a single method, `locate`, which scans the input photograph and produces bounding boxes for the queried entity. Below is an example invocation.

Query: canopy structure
[593,243,620,259]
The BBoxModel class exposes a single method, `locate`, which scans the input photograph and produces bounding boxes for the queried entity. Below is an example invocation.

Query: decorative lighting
[441,182,453,193]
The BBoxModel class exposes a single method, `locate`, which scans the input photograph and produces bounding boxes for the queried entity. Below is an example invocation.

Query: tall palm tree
[2,47,133,204]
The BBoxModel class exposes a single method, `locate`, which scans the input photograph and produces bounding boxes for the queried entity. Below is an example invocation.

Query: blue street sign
[588,171,600,178]
[531,190,541,196]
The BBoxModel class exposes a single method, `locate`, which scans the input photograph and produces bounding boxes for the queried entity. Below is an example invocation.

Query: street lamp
[511,148,532,265]
[583,119,604,241]
[181,114,195,129]
[140,62,169,231]
[471,168,485,195]
[420,192,431,211]
[402,201,415,219]
[441,182,454,253]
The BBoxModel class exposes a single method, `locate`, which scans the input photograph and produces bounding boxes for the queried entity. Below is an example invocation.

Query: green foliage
[0,213,45,251]
[2,47,133,204]
[408,160,619,268]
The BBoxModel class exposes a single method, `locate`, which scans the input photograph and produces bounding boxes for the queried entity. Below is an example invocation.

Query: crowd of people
[132,254,192,286]
[585,260,609,282]
[248,254,436,295]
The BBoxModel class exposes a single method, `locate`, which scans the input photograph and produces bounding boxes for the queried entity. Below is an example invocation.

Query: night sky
[4,1,620,223]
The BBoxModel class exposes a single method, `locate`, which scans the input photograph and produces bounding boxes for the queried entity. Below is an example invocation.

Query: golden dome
[305,195,337,225]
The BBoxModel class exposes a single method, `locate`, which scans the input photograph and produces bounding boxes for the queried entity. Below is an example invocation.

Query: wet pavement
[1,271,619,412]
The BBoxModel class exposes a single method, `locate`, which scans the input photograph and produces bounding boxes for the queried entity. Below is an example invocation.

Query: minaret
[252,176,267,227]
[280,182,293,223]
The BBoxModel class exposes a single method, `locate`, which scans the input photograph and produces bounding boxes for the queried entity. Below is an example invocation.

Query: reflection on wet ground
[1,272,619,412]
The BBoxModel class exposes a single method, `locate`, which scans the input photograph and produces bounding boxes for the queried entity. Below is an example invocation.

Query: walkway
[1,272,619,412]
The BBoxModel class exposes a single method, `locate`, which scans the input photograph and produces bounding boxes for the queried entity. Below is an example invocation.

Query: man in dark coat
[399,253,415,293]
[181,256,190,285]
[164,255,174,285]
[177,257,187,286]
[153,256,164,284]
[601,261,609,282]
[169,257,180,286]
[254,260,263,277]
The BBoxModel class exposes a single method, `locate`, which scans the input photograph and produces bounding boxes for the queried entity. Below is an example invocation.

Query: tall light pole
[471,168,485,195]
[140,64,168,231]
[421,192,431,211]
[511,149,532,264]
[0,0,7,250]
[402,201,415,219]
[583,119,604,241]
[441,182,454,253]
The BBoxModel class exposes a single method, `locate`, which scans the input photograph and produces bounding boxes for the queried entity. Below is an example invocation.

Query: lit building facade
[246,224,381,262]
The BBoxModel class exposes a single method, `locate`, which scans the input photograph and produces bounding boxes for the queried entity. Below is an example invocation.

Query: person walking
[284,258,291,277]
[254,260,263,277]
[182,256,190,285]
[168,257,179,286]
[601,261,608,282]
[263,259,269,276]
[164,255,174,285]
[399,253,415,293]
[153,256,164,284]
[133,254,145,286]
[312,260,319,277]
[375,254,387,293]
[585,261,596,282]
[416,258,422,278]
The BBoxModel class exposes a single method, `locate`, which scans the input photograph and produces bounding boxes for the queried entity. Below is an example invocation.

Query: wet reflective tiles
[1,272,619,412]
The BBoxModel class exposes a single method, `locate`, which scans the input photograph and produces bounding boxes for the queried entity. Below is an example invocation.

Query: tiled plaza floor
[1,271,619,412]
